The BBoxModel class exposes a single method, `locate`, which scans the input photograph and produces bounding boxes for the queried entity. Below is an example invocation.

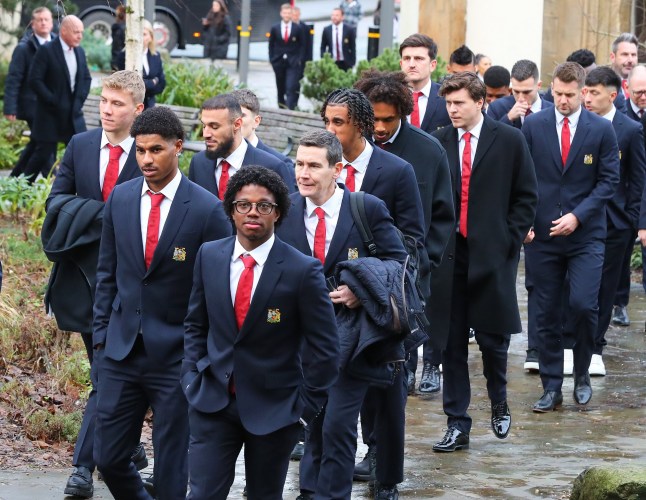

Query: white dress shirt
[332,23,344,61]
[457,113,484,172]
[142,48,150,76]
[59,37,77,92]
[139,169,182,253]
[602,105,616,122]
[99,131,134,190]
[215,139,248,186]
[304,184,344,257]
[281,21,292,40]
[630,98,644,117]
[229,234,275,304]
[35,33,51,45]
[555,106,582,150]
[406,80,432,126]
[340,140,373,191]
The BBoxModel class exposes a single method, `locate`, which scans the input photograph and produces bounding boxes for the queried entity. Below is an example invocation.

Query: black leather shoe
[143,475,155,498]
[532,390,563,413]
[406,370,416,395]
[491,400,511,439]
[353,446,376,481]
[64,466,93,498]
[432,427,469,452]
[375,484,399,499]
[132,442,149,471]
[418,362,441,394]
[573,372,592,405]
[290,441,305,461]
[611,305,630,326]
[295,493,313,500]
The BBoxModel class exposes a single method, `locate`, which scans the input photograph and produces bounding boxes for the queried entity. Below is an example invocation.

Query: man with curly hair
[92,106,231,499]
[183,165,339,499]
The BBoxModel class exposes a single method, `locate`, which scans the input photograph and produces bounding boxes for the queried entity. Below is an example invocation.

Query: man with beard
[188,93,296,198]
[610,33,638,101]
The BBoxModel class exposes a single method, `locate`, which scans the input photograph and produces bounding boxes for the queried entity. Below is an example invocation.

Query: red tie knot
[563,117,569,126]
[314,207,325,220]
[147,191,164,207]
[241,254,256,269]
[220,159,230,171]
[107,143,123,160]
[413,91,422,103]
[463,131,471,143]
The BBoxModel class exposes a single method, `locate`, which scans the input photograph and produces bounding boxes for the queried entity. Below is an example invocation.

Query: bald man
[26,15,91,182]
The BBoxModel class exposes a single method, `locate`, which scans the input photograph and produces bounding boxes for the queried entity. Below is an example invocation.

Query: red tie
[377,142,389,150]
[525,108,532,117]
[410,91,422,127]
[622,79,630,99]
[234,254,256,329]
[335,27,341,61]
[218,160,230,200]
[313,207,326,264]
[102,144,123,201]
[283,24,289,42]
[344,164,356,192]
[145,191,165,269]
[459,132,472,238]
[561,117,570,167]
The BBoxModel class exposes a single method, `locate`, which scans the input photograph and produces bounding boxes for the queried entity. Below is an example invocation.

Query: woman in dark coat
[111,5,126,71]
[202,0,232,63]
[141,19,166,109]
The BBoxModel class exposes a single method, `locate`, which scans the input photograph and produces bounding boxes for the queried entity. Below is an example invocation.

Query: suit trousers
[20,140,58,183]
[300,367,406,498]
[72,332,97,470]
[595,226,634,354]
[94,337,188,500]
[441,234,511,433]
[524,238,604,391]
[613,238,635,306]
[524,243,539,351]
[187,399,300,500]
[271,60,301,110]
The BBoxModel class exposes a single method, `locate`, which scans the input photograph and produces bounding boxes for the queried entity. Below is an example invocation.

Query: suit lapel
[86,130,103,200]
[324,189,354,274]
[146,175,191,275]
[236,238,285,341]
[564,110,590,172]
[440,127,461,204]
[542,111,564,172]
[289,196,312,255]
[53,39,71,91]
[420,84,439,131]
[360,146,383,193]
[472,117,495,171]
[118,142,141,184]
[127,178,147,274]
[215,239,237,334]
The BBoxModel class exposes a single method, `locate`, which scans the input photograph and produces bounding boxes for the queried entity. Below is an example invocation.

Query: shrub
[0,175,51,232]
[158,60,234,108]
[81,29,111,72]
[0,117,29,170]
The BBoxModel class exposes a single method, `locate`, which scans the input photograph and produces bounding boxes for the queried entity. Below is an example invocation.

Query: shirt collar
[59,37,72,52]
[140,169,182,201]
[530,96,544,113]
[602,105,616,122]
[247,135,259,148]
[342,140,373,174]
[458,112,484,141]
[223,139,248,169]
[555,106,582,127]
[35,33,51,45]
[305,184,343,218]
[232,233,275,267]
[100,130,134,153]
[416,80,432,98]
[630,98,643,115]
[373,120,402,145]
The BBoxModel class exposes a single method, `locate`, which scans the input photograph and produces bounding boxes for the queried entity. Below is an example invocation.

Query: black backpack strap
[349,191,377,256]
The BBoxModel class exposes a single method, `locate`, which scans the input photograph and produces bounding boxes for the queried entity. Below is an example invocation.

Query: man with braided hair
[294,88,424,499]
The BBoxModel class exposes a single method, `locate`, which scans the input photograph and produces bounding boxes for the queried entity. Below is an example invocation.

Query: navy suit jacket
[320,23,356,67]
[358,145,426,259]
[48,128,141,205]
[255,137,294,168]
[182,236,339,434]
[268,21,306,68]
[142,51,166,109]
[487,94,553,129]
[522,107,620,243]
[29,37,91,143]
[607,110,645,230]
[545,88,627,112]
[277,187,407,278]
[93,175,232,363]
[188,143,296,195]
[418,82,451,134]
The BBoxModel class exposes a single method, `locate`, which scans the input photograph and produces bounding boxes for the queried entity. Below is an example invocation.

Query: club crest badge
[348,248,359,260]
[584,154,593,165]
[267,309,281,323]
[172,247,186,262]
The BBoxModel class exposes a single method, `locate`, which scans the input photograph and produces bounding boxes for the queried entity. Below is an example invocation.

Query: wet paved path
[1,258,644,499]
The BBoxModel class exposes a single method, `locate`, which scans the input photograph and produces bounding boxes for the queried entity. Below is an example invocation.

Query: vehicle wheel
[154,12,178,50]
[82,10,115,41]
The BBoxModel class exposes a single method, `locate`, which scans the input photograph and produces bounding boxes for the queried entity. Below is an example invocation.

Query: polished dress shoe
[532,390,563,413]
[64,466,93,498]
[523,348,539,372]
[406,370,416,395]
[573,372,592,405]
[432,426,469,452]
[353,445,376,482]
[491,400,511,439]
[611,305,630,326]
[131,442,149,470]
[290,440,305,461]
[418,362,441,394]
[375,484,399,499]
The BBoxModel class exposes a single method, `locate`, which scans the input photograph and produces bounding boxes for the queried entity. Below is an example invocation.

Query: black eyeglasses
[632,90,646,97]
[232,201,278,215]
